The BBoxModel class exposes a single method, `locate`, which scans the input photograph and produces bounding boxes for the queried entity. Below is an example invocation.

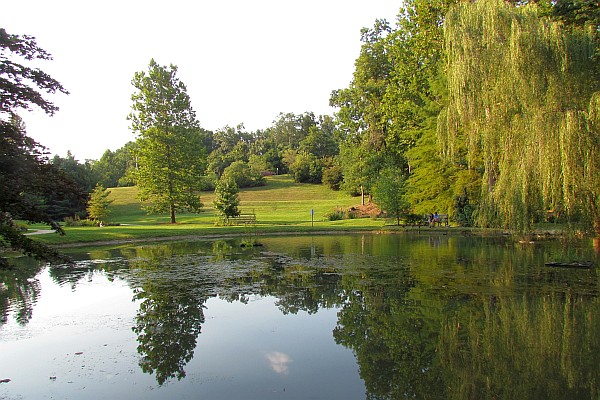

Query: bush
[325,208,345,221]
[289,151,322,184]
[402,213,423,226]
[222,161,265,188]
[322,165,343,190]
[454,189,476,227]
[64,216,97,227]
[197,174,218,191]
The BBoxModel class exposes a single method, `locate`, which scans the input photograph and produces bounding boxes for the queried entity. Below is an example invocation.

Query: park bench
[424,213,449,227]
[231,214,257,225]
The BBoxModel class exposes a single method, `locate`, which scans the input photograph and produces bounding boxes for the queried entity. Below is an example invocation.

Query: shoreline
[47,225,571,250]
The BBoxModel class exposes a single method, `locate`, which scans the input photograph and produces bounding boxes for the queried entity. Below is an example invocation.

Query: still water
[1,233,599,399]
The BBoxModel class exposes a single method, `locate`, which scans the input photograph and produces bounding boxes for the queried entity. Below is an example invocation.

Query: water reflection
[265,351,293,374]
[0,258,44,325]
[1,234,599,399]
[128,245,208,385]
[440,293,600,399]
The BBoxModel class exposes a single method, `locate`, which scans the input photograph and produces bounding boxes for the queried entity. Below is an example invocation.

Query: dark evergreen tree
[1,28,83,267]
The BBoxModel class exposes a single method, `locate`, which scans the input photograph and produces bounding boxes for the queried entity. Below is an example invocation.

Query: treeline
[54,0,600,232]
[66,112,339,191]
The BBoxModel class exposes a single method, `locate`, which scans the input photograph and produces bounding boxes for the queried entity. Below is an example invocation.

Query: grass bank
[34,175,414,247]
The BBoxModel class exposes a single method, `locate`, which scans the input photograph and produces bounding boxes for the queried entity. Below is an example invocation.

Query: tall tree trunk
[170,203,176,224]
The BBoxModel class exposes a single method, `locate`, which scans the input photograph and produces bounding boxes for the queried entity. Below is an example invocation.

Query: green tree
[0,28,82,267]
[322,165,344,191]
[373,167,410,226]
[287,150,323,184]
[0,29,68,115]
[213,176,240,220]
[128,59,206,224]
[51,151,97,192]
[381,0,458,216]
[49,151,97,219]
[207,124,251,176]
[86,184,112,224]
[93,142,137,188]
[440,0,600,233]
[270,112,317,150]
[221,160,264,188]
[552,0,600,31]
[331,19,394,203]
[299,124,339,159]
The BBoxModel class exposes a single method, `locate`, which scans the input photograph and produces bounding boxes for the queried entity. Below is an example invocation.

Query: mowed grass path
[36,175,385,246]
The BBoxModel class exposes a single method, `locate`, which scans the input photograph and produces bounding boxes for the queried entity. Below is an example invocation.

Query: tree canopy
[128,59,207,223]
[440,0,600,233]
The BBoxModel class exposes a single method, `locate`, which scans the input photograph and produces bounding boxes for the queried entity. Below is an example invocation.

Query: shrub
[64,216,97,227]
[222,161,265,188]
[322,165,343,191]
[197,174,218,191]
[289,151,322,184]
[325,208,345,221]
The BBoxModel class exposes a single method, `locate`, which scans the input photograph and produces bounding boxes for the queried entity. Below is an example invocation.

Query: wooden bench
[231,214,256,225]
[424,213,449,227]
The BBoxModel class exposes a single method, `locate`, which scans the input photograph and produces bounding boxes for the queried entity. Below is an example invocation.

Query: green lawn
[35,175,390,246]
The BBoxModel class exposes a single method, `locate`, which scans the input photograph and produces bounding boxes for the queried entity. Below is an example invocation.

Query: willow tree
[439,0,600,234]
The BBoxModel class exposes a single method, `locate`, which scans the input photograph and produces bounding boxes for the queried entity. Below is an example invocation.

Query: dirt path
[24,229,55,236]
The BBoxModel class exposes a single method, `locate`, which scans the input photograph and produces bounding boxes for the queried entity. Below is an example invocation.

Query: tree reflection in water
[127,243,210,385]
[2,234,599,398]
[440,293,600,399]
[0,258,44,326]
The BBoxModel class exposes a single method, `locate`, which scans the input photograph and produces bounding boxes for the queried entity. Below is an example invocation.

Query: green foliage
[288,151,323,184]
[325,207,346,221]
[441,0,600,233]
[213,176,240,220]
[207,124,251,176]
[63,215,98,227]
[0,29,83,266]
[331,19,394,198]
[49,151,97,218]
[93,142,137,188]
[221,160,265,188]
[51,151,97,192]
[0,28,69,115]
[86,184,113,224]
[299,125,339,159]
[454,188,476,227]
[552,0,600,32]
[128,59,207,223]
[247,154,270,175]
[372,167,410,226]
[270,112,317,150]
[322,165,344,191]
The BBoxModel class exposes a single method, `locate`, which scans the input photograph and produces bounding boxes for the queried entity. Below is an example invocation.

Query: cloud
[265,351,293,375]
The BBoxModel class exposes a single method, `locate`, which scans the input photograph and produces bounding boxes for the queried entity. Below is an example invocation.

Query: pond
[1,233,599,399]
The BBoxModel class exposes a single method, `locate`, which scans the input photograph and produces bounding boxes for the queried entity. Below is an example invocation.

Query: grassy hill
[108,174,359,225]
[36,175,387,246]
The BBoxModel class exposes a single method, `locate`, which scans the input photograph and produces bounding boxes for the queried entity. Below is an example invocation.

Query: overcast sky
[3,0,401,161]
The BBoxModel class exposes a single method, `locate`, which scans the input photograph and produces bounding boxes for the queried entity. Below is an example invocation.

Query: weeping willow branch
[439,0,600,234]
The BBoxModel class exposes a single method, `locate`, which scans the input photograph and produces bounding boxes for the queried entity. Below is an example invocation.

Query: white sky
[2,0,401,161]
